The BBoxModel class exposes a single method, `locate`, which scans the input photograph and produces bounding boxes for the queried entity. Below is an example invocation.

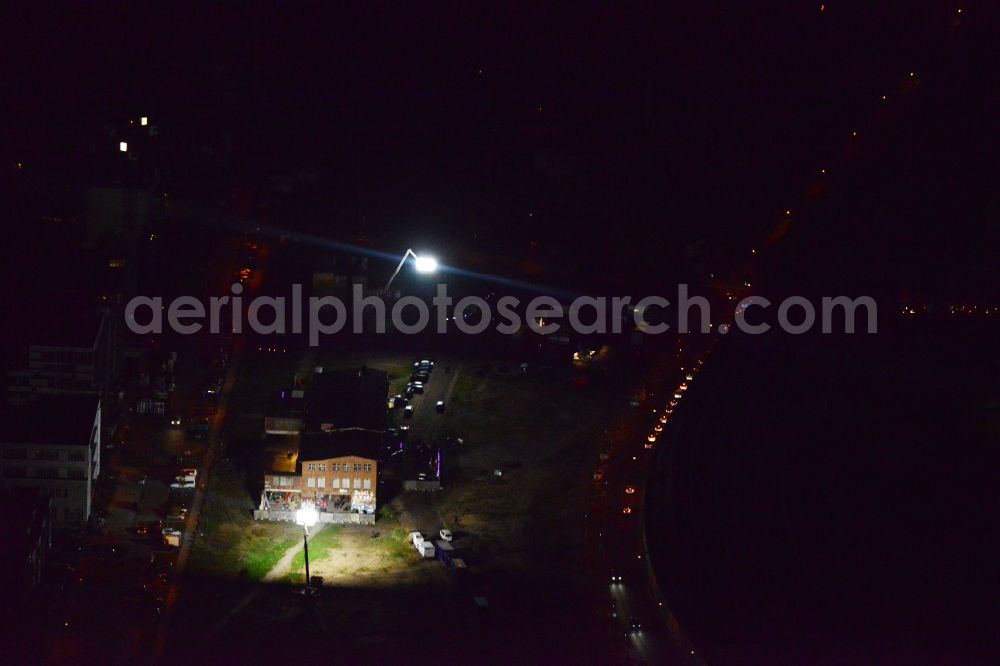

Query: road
[150,333,246,658]
[151,246,267,660]
[590,343,709,664]
[395,359,459,534]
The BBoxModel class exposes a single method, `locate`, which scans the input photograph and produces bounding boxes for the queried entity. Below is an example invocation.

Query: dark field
[647,320,1000,665]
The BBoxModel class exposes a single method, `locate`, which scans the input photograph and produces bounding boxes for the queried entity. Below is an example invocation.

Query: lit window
[317,477,325,488]
[307,477,315,488]
[119,141,128,152]
[363,479,371,489]
[140,116,148,126]
[331,478,339,488]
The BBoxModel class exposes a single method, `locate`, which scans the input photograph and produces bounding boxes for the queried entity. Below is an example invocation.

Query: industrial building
[255,366,387,525]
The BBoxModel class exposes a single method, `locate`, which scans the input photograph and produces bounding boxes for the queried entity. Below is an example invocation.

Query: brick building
[255,366,387,524]
[257,424,381,524]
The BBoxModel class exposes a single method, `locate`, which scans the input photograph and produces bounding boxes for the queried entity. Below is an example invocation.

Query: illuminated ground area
[174,351,626,661]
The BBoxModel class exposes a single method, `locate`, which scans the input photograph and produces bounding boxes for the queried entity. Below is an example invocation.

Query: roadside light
[414,255,437,273]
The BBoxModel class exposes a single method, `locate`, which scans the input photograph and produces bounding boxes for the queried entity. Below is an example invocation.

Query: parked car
[435,400,445,414]
[404,406,414,419]
[407,383,425,394]
[439,528,453,541]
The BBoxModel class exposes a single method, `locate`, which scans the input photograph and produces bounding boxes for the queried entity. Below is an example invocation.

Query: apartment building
[0,397,102,528]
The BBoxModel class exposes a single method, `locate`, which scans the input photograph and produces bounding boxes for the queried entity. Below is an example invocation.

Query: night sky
[6,2,997,295]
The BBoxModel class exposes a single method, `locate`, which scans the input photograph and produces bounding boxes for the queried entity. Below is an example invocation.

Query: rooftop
[2,396,100,446]
[8,289,109,350]
[299,429,382,464]
[305,366,388,432]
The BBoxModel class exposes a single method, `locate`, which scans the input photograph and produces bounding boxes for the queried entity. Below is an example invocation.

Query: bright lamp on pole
[414,255,437,273]
[296,501,319,594]
[385,248,438,291]
[296,502,318,530]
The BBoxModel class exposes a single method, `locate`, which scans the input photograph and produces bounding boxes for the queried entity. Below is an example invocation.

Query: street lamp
[384,248,437,291]
[295,501,319,593]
